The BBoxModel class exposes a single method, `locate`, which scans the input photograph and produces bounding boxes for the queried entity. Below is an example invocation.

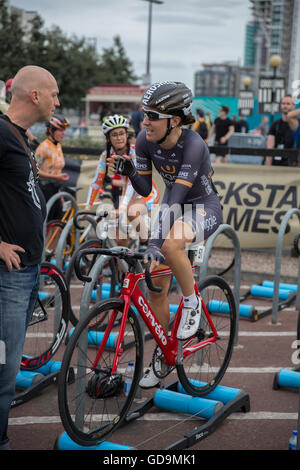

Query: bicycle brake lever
[144,262,162,293]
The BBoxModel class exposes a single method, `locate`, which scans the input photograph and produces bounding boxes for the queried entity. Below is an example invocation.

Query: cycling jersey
[130,128,222,249]
[35,138,65,182]
[87,144,159,210]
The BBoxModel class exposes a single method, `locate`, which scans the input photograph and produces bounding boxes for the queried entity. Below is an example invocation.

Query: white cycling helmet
[102,114,129,135]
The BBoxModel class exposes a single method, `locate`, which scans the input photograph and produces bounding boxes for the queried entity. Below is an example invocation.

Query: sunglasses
[142,108,174,121]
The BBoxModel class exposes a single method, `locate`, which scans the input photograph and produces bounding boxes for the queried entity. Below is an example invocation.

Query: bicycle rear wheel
[176,275,236,396]
[58,298,143,446]
[21,262,69,370]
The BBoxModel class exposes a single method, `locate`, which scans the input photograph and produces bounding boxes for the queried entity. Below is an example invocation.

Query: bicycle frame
[92,266,219,375]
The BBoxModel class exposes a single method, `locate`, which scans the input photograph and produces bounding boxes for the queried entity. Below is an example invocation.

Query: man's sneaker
[177,299,201,340]
[139,358,161,389]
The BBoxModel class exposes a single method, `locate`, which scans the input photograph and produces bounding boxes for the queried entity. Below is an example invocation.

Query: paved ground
[7,250,300,453]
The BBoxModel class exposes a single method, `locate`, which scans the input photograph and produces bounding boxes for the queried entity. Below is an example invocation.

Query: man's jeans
[0,262,40,448]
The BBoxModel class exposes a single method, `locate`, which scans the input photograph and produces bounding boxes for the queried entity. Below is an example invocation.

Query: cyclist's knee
[148,274,170,301]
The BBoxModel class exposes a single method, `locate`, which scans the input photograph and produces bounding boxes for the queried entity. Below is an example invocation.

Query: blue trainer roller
[208,300,254,319]
[68,328,118,349]
[276,369,300,390]
[33,360,62,376]
[262,280,298,293]
[177,380,243,404]
[38,291,51,301]
[250,285,292,300]
[153,388,223,419]
[56,432,135,450]
[15,371,44,389]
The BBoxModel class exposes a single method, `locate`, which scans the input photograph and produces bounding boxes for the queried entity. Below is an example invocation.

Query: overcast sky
[11,0,251,91]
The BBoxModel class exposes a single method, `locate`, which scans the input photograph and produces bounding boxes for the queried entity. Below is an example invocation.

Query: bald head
[11,65,56,101]
[7,65,60,128]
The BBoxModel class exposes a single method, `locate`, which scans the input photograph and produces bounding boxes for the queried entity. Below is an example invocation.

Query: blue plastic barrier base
[273,368,300,391]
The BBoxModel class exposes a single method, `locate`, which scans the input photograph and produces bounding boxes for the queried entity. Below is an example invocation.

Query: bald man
[0,66,60,450]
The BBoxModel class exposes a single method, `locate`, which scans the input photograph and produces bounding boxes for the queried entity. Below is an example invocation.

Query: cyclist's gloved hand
[114,156,136,177]
[144,245,165,265]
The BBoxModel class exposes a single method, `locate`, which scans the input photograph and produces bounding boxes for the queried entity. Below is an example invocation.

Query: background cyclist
[36,114,70,221]
[86,114,159,245]
[108,81,222,388]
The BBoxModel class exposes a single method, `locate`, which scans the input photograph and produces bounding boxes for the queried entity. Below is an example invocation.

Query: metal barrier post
[43,191,79,262]
[199,224,241,346]
[272,208,300,324]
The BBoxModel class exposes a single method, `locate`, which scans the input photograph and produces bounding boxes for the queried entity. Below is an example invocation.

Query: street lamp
[269,54,282,123]
[142,0,164,87]
[242,76,252,91]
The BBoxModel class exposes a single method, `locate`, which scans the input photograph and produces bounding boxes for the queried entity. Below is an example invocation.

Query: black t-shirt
[268,118,295,166]
[214,117,233,143]
[0,115,46,265]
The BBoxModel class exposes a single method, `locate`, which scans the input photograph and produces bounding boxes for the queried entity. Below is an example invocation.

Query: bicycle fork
[91,297,131,375]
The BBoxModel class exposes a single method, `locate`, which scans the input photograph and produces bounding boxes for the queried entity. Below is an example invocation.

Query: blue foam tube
[208,300,253,318]
[177,380,242,404]
[68,328,118,349]
[251,285,292,300]
[15,371,44,389]
[38,291,51,301]
[277,369,300,389]
[153,388,223,419]
[91,285,119,301]
[263,280,298,293]
[33,360,62,375]
[56,432,134,450]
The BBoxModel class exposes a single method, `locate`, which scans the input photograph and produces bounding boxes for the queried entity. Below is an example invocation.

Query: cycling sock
[183,292,198,309]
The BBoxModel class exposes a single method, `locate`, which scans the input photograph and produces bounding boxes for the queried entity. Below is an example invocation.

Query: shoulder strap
[0,117,37,182]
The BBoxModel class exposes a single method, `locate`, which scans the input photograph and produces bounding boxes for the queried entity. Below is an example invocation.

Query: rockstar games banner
[213,163,300,249]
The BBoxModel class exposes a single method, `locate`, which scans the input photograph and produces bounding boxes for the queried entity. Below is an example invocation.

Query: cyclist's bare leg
[162,220,194,297]
[147,220,195,334]
[148,272,171,333]
[127,199,148,243]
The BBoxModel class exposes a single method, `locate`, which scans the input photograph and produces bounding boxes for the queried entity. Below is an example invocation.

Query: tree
[99,36,138,84]
[0,2,137,109]
[0,0,28,79]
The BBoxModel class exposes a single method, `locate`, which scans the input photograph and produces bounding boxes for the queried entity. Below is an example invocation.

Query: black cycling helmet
[47,113,69,131]
[142,81,195,143]
[142,81,194,124]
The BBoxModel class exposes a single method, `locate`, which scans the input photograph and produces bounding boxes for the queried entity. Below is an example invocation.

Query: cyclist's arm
[119,179,135,212]
[86,153,106,206]
[287,109,300,133]
[266,134,275,166]
[128,139,154,197]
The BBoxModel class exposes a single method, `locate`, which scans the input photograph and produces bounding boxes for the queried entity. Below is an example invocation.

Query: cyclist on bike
[86,114,159,245]
[108,81,222,388]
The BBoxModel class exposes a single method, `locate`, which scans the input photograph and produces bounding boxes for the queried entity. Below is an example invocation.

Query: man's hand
[55,173,70,183]
[0,242,25,272]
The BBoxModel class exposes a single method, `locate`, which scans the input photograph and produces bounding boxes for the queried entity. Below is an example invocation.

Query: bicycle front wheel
[21,262,69,370]
[177,275,236,396]
[58,298,143,446]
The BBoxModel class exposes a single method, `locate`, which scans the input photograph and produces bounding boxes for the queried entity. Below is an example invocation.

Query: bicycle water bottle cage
[86,369,124,399]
